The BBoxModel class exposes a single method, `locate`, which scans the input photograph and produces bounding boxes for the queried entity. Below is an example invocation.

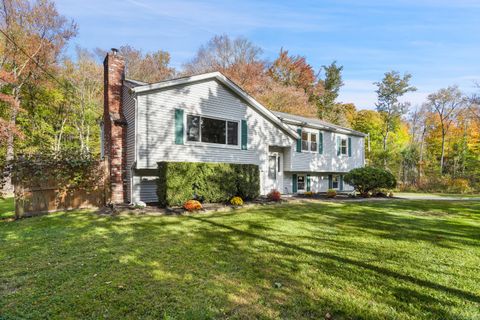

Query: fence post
[14,179,24,219]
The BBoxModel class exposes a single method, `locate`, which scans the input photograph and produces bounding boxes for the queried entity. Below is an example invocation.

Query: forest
[1,0,479,194]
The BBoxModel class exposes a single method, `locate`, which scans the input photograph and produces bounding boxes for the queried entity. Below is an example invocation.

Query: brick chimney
[103,48,126,204]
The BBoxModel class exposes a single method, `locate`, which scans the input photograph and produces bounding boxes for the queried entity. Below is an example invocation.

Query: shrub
[344,167,396,195]
[230,196,244,206]
[326,189,337,198]
[267,189,281,202]
[448,178,471,194]
[157,162,260,207]
[183,200,202,211]
[304,191,314,197]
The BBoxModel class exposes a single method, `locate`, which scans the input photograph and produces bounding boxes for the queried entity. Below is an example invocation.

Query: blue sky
[57,0,480,110]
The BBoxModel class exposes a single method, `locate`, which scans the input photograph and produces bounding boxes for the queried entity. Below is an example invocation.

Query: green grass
[0,197,14,219]
[1,200,479,319]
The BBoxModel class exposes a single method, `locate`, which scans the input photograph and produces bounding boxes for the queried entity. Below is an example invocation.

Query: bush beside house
[344,167,396,196]
[157,162,259,207]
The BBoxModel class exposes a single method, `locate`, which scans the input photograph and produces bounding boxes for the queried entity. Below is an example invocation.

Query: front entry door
[267,152,283,193]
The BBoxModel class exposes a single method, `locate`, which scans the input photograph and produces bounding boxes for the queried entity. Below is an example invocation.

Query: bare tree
[425,86,466,175]
[374,71,416,168]
[183,34,266,95]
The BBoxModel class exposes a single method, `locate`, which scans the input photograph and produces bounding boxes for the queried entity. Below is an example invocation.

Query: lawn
[0,197,14,219]
[1,200,479,319]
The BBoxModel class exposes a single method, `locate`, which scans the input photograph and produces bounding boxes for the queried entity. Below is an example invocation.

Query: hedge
[157,162,260,207]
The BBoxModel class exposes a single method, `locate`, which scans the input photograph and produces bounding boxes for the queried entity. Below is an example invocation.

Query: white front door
[266,152,283,193]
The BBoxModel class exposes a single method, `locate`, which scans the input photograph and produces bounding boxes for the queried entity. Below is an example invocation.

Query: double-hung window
[186,115,238,146]
[332,175,339,189]
[340,138,347,155]
[301,131,318,152]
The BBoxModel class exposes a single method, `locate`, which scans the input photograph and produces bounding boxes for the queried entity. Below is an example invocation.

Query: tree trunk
[440,128,446,176]
[3,102,18,195]
[383,129,389,168]
[418,127,426,185]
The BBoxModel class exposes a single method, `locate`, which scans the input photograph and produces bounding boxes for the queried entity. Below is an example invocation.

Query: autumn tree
[374,71,416,168]
[268,48,321,96]
[0,0,77,193]
[424,86,465,175]
[96,45,175,83]
[183,34,266,95]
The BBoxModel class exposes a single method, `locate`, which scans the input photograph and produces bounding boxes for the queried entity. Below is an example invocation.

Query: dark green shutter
[348,137,352,157]
[292,174,297,193]
[175,109,184,145]
[296,128,302,152]
[337,136,341,156]
[340,175,344,191]
[328,175,333,189]
[307,175,311,192]
[319,131,323,154]
[241,120,248,150]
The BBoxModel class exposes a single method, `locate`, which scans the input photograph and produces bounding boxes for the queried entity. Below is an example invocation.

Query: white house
[102,49,366,204]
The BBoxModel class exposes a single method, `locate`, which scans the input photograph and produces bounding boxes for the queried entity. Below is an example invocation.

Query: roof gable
[130,72,299,139]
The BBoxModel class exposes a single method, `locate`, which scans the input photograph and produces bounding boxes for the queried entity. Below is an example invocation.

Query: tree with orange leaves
[0,0,77,193]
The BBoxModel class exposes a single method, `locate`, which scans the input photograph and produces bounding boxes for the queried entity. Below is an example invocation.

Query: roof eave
[279,117,367,137]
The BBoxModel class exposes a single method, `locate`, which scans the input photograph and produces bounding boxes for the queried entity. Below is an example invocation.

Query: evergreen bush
[157,162,259,207]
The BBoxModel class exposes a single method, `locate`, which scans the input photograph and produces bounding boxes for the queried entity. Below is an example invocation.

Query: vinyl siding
[283,127,364,173]
[123,84,136,203]
[133,78,294,202]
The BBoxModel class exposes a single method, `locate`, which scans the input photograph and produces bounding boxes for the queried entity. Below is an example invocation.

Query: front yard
[1,200,479,319]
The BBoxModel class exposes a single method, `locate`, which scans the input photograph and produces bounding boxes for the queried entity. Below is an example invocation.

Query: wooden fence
[14,159,108,218]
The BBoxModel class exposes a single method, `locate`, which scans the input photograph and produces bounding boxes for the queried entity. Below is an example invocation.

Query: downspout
[130,94,138,204]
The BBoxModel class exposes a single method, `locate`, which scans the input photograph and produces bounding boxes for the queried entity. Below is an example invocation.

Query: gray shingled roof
[272,111,366,137]
[124,78,149,87]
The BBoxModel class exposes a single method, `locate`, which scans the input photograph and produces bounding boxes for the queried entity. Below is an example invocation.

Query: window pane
[268,156,276,179]
[186,115,200,141]
[341,139,347,155]
[277,156,281,172]
[201,117,226,144]
[301,132,309,151]
[227,121,238,145]
[332,176,339,189]
[298,176,305,190]
[310,133,317,151]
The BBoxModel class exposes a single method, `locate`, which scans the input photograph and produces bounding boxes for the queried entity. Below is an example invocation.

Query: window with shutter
[175,109,184,145]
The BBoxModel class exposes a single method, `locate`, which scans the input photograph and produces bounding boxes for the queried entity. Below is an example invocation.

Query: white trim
[131,72,299,140]
[300,129,319,154]
[184,113,241,149]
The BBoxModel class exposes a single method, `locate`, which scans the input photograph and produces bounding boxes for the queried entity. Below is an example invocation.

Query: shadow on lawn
[257,201,480,250]
[188,215,480,305]
[1,202,479,319]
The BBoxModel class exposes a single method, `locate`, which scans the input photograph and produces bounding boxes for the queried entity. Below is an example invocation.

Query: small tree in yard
[344,167,396,196]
